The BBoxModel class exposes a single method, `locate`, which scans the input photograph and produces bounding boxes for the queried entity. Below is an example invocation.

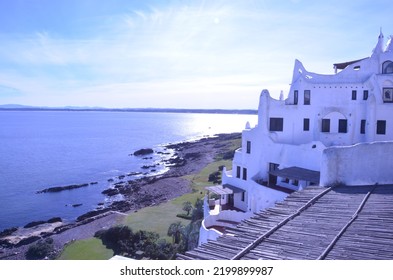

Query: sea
[0,110,257,231]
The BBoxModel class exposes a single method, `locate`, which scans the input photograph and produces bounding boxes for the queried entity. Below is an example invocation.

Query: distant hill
[0,104,36,109]
[0,104,257,115]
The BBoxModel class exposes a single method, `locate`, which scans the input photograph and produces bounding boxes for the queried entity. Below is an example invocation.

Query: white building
[200,31,393,244]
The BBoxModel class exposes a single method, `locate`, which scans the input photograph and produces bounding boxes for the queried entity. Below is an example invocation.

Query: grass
[57,238,113,260]
[123,202,186,241]
[58,136,241,259]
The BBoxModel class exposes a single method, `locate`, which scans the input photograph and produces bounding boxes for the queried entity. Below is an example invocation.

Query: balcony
[198,187,252,245]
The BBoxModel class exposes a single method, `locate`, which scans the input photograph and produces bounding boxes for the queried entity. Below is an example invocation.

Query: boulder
[133,148,154,156]
[102,188,120,196]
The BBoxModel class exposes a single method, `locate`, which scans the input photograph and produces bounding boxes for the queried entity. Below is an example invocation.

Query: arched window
[382,61,393,74]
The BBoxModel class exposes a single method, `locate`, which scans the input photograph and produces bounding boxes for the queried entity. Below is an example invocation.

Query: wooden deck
[178,184,393,260]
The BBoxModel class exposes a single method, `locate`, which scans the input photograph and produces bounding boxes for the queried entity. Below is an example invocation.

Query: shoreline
[0,132,241,260]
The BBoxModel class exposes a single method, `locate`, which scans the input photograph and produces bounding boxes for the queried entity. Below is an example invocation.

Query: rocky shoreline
[0,132,241,260]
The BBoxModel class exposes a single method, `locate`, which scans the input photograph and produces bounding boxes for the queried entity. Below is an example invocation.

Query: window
[293,180,299,186]
[242,168,247,180]
[304,90,311,105]
[352,90,357,100]
[360,120,366,134]
[246,141,251,154]
[363,90,369,100]
[294,90,298,105]
[269,118,283,131]
[377,120,386,135]
[303,118,310,131]
[383,88,393,103]
[282,178,289,183]
[269,163,279,172]
[382,61,393,74]
[241,192,245,202]
[236,166,241,178]
[338,119,348,133]
[322,119,330,133]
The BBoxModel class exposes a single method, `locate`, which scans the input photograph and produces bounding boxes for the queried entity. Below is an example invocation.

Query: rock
[164,156,186,167]
[141,164,156,169]
[133,148,154,156]
[16,236,41,247]
[101,188,120,196]
[24,217,62,228]
[184,152,201,160]
[76,209,110,222]
[127,172,142,177]
[0,227,18,238]
[24,220,47,228]
[37,183,89,194]
[90,182,98,185]
[109,200,132,212]
[47,217,62,223]
[72,204,83,207]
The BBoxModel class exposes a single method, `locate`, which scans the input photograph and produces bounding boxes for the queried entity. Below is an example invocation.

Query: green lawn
[57,238,113,260]
[123,201,186,241]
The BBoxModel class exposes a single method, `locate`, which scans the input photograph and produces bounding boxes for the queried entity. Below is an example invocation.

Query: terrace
[179,184,393,260]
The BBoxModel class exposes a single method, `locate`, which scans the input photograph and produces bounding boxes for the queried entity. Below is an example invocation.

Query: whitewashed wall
[320,141,393,186]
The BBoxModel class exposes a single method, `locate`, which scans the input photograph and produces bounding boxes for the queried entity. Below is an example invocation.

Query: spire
[372,29,384,56]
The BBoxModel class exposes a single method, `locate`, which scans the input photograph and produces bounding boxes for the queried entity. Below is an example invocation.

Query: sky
[0,0,393,109]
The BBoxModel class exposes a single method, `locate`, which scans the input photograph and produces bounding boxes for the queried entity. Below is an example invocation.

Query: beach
[0,132,241,260]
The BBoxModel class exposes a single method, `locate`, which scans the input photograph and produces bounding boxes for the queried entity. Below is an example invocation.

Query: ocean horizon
[0,110,256,231]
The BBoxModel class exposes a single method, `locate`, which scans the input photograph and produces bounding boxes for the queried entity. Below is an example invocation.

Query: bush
[25,238,55,260]
[208,171,221,184]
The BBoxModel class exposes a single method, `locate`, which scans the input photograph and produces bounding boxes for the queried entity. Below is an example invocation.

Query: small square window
[352,90,357,100]
[269,163,279,172]
[322,119,330,133]
[360,120,366,134]
[242,168,247,180]
[269,118,283,131]
[377,120,386,135]
[303,118,310,131]
[363,90,369,100]
[338,119,347,133]
[294,90,298,105]
[236,166,241,178]
[304,90,311,105]
[246,141,251,154]
[383,88,393,103]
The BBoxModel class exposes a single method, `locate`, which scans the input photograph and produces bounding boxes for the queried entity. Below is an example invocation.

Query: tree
[191,198,204,222]
[95,225,179,259]
[94,225,133,255]
[182,201,193,216]
[167,222,184,244]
